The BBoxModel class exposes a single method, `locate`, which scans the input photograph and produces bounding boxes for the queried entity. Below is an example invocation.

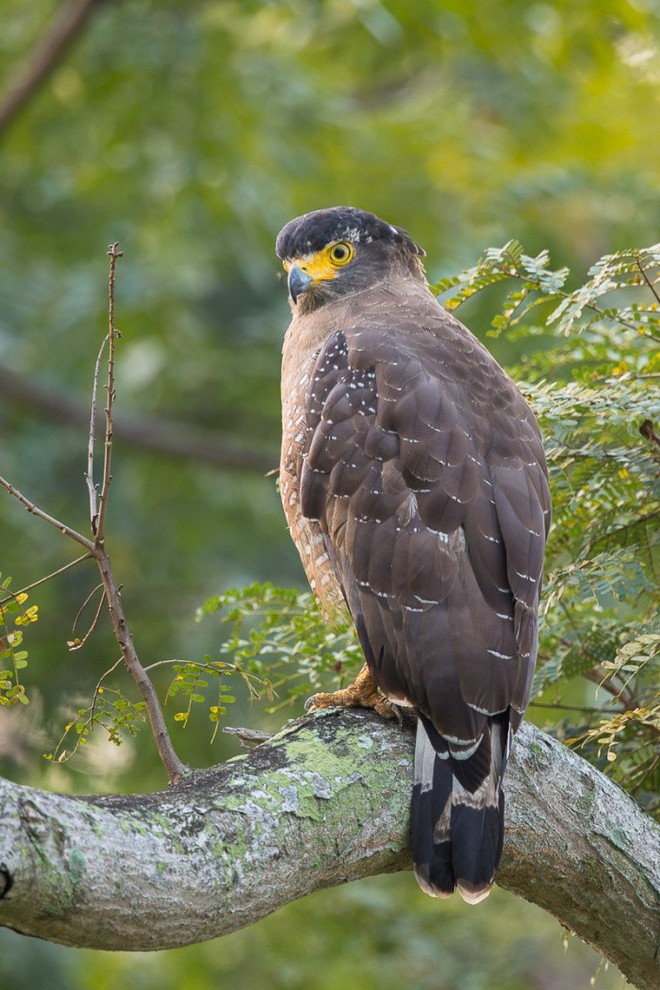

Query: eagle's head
[276,207,426,314]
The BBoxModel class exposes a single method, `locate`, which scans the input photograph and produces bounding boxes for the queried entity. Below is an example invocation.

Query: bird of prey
[277,207,550,903]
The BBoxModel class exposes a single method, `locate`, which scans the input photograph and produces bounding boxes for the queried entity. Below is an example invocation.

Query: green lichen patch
[608,827,631,852]
[67,848,86,884]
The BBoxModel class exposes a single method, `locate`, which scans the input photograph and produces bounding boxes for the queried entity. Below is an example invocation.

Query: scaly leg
[305,664,395,719]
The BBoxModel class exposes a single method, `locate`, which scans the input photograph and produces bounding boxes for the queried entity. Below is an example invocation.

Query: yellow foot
[305,664,395,719]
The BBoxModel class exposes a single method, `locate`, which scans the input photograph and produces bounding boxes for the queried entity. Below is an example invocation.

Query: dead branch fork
[0,243,185,784]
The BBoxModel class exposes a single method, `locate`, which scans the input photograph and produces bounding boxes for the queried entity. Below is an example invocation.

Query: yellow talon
[305,664,396,719]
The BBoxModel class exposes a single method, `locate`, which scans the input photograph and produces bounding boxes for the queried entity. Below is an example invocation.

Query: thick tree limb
[0,711,658,987]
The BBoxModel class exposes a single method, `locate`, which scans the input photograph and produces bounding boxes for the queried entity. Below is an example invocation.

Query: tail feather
[411,717,454,898]
[451,795,505,903]
[411,713,509,903]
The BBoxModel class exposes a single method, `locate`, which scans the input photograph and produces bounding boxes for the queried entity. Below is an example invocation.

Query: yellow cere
[283,241,354,281]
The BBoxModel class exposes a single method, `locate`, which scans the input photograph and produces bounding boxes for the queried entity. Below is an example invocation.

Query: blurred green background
[2,1,658,986]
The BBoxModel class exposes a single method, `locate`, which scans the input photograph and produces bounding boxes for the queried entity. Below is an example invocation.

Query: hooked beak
[288,265,314,304]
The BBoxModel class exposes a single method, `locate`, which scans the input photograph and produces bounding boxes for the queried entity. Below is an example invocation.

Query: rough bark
[0,710,658,988]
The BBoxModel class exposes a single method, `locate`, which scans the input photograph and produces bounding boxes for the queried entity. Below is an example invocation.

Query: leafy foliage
[41,583,361,755]
[0,574,36,708]
[44,687,147,764]
[165,654,273,742]
[485,246,660,816]
[434,240,571,329]
[198,583,362,712]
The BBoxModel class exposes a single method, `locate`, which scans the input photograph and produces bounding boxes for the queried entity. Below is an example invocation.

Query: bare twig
[0,553,92,608]
[68,583,106,651]
[0,244,186,785]
[0,0,104,141]
[635,255,660,305]
[529,701,618,715]
[0,472,175,764]
[94,542,185,782]
[85,336,109,531]
[96,243,122,539]
[0,475,94,552]
[83,243,184,782]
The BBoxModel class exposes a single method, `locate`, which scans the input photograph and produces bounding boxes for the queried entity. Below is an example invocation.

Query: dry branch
[0,244,185,784]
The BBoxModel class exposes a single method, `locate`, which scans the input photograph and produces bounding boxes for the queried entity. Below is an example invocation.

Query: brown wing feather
[298,303,550,743]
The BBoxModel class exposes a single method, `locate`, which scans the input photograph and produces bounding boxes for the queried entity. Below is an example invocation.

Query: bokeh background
[1,1,658,987]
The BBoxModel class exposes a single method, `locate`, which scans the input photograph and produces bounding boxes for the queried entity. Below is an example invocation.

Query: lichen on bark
[0,709,658,989]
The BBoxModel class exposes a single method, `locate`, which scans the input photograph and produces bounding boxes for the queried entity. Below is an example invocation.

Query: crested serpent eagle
[276,207,551,903]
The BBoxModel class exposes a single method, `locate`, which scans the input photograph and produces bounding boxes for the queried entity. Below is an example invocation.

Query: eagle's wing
[298,305,550,900]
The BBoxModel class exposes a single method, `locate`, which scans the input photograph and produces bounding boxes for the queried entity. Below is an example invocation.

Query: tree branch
[0,364,275,474]
[0,0,105,140]
[0,711,657,988]
[92,541,186,783]
[0,553,92,609]
[95,242,122,538]
[0,473,95,552]
[2,244,185,784]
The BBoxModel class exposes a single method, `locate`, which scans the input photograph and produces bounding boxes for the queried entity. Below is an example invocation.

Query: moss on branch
[0,710,658,988]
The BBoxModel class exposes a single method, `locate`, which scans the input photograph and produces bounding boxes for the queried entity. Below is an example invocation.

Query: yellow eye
[328,242,354,266]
